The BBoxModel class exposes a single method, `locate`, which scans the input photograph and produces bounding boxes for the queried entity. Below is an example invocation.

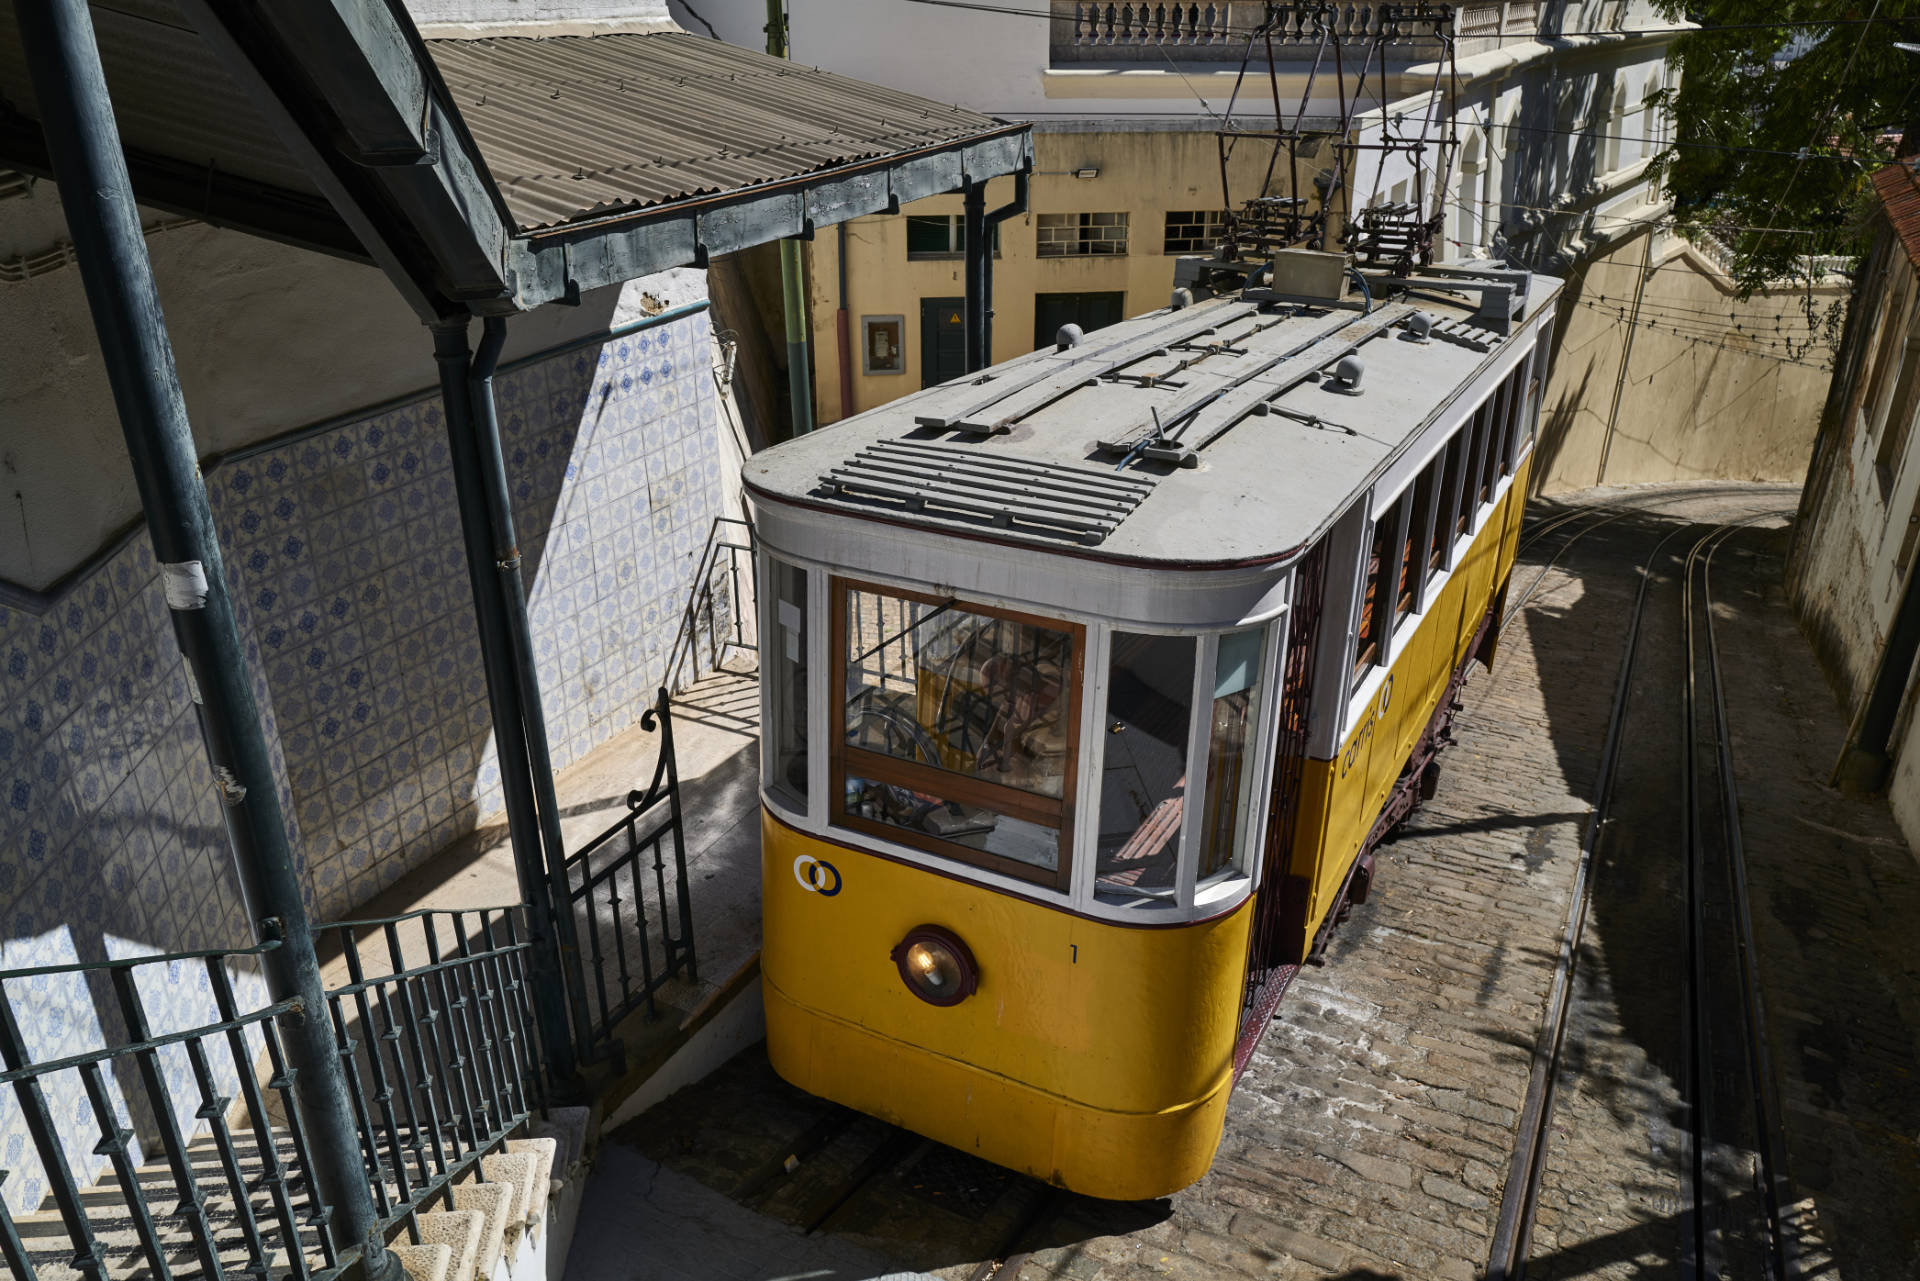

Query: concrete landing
[563,1144,936,1281]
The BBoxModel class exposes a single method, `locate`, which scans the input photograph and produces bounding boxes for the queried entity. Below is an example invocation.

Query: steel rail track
[963,1187,1070,1281]
[1687,523,1800,1281]
[1485,507,1791,1281]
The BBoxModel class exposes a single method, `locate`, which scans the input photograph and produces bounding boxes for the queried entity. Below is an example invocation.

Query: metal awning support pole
[981,169,1029,365]
[764,0,815,434]
[963,180,988,372]
[431,320,581,1082]
[465,316,593,1063]
[11,1,398,1274]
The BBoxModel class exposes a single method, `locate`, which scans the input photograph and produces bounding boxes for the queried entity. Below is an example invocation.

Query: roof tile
[1872,159,1920,269]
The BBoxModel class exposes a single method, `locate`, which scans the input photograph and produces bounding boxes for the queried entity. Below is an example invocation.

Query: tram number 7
[1070,944,1078,964]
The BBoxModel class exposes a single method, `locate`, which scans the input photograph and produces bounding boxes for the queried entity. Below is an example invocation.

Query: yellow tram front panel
[1290,473,1530,948]
[760,811,1253,1201]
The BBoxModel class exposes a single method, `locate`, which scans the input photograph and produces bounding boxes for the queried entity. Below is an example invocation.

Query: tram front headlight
[890,925,978,1006]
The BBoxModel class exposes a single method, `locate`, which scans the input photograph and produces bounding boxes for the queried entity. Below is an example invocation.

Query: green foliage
[1652,2,1920,293]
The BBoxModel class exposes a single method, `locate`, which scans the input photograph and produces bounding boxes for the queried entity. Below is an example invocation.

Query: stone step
[9,1121,557,1281]
[391,1241,452,1281]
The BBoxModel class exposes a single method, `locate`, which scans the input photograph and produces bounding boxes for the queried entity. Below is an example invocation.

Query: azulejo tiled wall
[212,305,720,922]
[0,304,723,1213]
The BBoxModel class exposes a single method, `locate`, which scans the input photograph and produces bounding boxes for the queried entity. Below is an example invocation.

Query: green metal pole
[12,0,399,1273]
[766,0,815,435]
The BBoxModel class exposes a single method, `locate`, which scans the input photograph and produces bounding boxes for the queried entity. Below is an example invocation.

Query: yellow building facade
[805,128,1324,425]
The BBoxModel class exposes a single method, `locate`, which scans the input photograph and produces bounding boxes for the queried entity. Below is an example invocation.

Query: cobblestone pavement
[587,483,1920,1280]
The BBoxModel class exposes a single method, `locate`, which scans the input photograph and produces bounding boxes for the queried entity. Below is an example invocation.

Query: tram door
[1236,538,1328,1061]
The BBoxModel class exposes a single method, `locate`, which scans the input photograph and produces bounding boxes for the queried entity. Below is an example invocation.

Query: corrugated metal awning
[429,32,1018,234]
[0,2,1032,318]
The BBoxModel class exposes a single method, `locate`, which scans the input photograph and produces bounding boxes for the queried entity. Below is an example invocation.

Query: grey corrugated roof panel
[427,31,1019,232]
[0,0,322,201]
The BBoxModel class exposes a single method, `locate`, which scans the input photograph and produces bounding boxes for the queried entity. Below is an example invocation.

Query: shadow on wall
[0,301,726,1214]
[214,301,723,923]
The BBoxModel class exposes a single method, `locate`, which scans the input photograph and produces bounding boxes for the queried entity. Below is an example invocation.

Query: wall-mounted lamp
[1072,167,1100,180]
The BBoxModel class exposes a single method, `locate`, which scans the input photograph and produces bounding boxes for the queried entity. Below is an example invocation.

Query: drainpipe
[765,0,815,434]
[431,320,583,1083]
[465,317,592,1061]
[963,181,988,372]
[836,222,854,420]
[12,1,400,1274]
[981,169,1029,365]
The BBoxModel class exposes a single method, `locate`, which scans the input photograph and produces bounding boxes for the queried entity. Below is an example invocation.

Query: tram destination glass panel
[1097,633,1196,903]
[834,581,1079,887]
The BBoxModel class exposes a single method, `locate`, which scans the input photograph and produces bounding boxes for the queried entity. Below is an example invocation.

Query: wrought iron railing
[0,907,552,1281]
[666,515,758,691]
[564,688,697,1058]
[323,908,550,1248]
[0,938,334,1281]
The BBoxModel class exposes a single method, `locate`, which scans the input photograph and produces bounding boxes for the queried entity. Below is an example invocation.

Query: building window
[1037,212,1128,258]
[1163,210,1228,254]
[905,215,998,259]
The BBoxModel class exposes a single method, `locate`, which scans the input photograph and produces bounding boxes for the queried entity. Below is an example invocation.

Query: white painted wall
[660,0,1366,124]
[405,0,676,31]
[1352,33,1675,269]
[0,178,705,590]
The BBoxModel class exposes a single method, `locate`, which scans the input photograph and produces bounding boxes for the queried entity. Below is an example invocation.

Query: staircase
[0,909,596,1281]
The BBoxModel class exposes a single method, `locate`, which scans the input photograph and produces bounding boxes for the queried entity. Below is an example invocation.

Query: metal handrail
[0,904,551,1281]
[563,688,697,1054]
[665,514,758,691]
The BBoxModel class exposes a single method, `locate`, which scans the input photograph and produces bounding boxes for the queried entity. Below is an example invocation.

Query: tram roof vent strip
[1087,308,1367,464]
[913,302,1262,434]
[817,440,1159,545]
[1095,304,1415,466]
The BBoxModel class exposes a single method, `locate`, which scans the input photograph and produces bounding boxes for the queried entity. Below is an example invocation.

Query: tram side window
[1430,433,1466,575]
[766,558,810,811]
[1499,367,1525,476]
[835,581,1079,888]
[1352,495,1400,689]
[1482,403,1497,507]
[1484,374,1515,492]
[1397,468,1435,622]
[1098,633,1196,903]
[1198,628,1267,882]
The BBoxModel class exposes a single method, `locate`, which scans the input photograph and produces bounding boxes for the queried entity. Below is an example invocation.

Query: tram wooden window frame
[828,575,1084,893]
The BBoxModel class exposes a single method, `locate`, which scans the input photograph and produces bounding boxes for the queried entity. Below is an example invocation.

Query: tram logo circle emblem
[793,854,842,897]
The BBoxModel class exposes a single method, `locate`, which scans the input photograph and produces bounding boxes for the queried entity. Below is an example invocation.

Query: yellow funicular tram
[743,255,1562,1200]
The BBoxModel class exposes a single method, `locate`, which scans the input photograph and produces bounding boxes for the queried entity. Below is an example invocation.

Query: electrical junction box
[1268,249,1350,302]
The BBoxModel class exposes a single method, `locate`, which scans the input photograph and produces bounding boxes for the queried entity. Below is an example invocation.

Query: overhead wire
[1755,0,1885,254]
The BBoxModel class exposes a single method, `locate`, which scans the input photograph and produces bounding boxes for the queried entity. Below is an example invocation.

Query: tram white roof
[744,271,1562,569]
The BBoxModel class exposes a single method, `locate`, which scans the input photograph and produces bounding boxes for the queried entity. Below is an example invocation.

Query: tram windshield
[834,581,1079,887]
